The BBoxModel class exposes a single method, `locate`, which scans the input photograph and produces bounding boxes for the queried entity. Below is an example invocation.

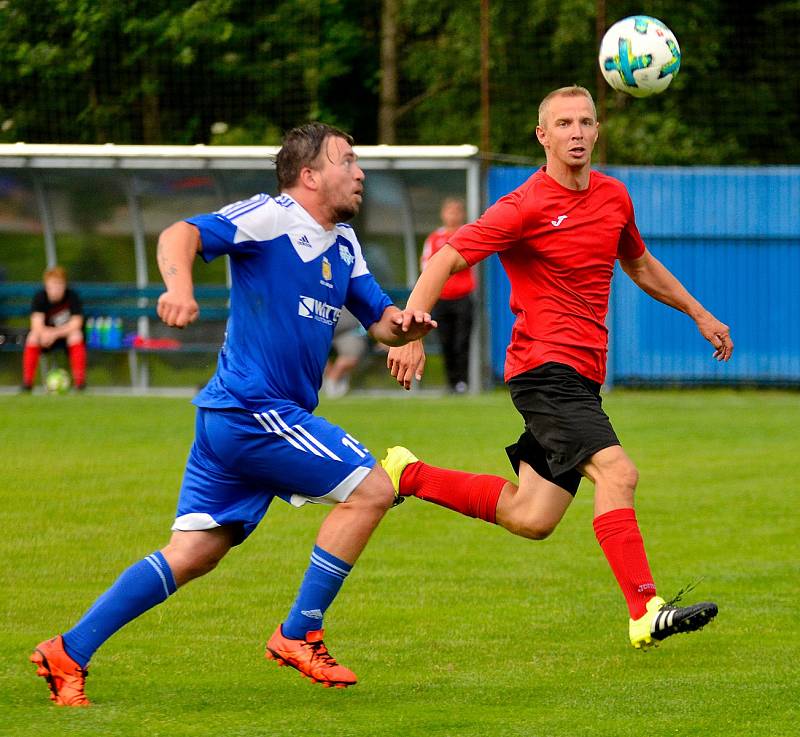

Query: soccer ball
[598,16,681,97]
[45,368,71,394]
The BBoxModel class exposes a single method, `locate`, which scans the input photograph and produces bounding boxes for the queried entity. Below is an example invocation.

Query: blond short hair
[538,86,597,128]
[43,265,67,282]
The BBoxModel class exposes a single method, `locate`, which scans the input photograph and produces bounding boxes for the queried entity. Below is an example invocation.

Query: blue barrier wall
[486,166,800,384]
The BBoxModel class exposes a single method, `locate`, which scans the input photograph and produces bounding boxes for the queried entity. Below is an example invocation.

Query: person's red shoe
[30,635,90,706]
[266,626,357,688]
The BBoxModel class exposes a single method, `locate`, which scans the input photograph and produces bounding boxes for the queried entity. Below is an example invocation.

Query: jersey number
[341,433,367,458]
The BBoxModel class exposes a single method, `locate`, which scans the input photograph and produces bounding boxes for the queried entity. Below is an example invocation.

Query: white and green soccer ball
[45,367,71,394]
[599,16,681,98]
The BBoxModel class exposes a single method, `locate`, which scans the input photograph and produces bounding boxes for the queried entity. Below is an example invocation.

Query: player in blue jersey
[31,123,435,704]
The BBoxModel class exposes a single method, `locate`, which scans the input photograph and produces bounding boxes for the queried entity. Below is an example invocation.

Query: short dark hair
[275,122,354,191]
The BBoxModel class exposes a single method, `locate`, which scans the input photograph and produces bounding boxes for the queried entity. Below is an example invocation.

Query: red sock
[68,342,87,387]
[22,344,40,387]
[400,462,505,524]
[593,508,657,619]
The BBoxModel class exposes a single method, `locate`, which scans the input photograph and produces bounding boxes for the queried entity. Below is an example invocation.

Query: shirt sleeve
[342,228,393,328]
[31,290,47,313]
[186,213,239,263]
[448,192,523,265]
[617,192,646,260]
[188,195,275,262]
[67,289,83,316]
[345,273,393,330]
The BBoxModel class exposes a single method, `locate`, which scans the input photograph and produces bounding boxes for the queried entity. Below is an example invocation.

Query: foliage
[0,0,797,163]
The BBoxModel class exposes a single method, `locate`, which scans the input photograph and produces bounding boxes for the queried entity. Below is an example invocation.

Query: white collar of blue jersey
[264,193,350,263]
[275,193,335,233]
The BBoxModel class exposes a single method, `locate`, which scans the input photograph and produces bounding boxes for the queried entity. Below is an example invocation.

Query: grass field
[1,390,798,737]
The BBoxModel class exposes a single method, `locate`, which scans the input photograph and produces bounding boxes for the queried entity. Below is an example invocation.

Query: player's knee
[172,549,225,583]
[162,530,232,584]
[510,515,558,540]
[521,521,557,540]
[347,479,394,514]
[616,461,639,492]
[365,481,395,513]
[595,457,638,493]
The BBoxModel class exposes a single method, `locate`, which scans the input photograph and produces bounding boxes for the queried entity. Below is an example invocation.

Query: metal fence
[487,166,800,385]
[4,151,799,388]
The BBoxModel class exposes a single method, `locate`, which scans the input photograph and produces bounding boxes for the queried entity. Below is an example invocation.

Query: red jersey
[421,227,476,300]
[449,168,645,384]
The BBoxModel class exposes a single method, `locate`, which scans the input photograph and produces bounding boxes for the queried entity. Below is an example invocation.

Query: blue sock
[282,545,352,640]
[62,551,177,668]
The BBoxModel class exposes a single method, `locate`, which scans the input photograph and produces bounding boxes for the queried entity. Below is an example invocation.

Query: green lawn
[1,390,797,737]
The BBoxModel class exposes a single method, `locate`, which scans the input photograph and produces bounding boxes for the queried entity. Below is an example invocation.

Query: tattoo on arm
[157,240,179,281]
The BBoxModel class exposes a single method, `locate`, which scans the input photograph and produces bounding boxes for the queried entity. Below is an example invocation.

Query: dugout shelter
[0,143,483,392]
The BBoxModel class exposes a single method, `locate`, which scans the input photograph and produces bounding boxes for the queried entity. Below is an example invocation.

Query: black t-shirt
[31,288,83,328]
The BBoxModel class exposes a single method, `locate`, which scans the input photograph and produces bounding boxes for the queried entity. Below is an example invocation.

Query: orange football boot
[265,626,357,688]
[30,635,90,706]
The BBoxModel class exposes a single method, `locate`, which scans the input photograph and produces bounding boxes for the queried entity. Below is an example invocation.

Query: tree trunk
[595,0,607,165]
[141,58,162,144]
[378,0,399,144]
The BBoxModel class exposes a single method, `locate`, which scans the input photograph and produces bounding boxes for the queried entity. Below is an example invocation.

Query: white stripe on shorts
[252,412,306,452]
[292,423,342,461]
[268,410,343,460]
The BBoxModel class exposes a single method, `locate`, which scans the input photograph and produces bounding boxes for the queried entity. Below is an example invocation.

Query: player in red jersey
[383,85,733,649]
[420,197,476,393]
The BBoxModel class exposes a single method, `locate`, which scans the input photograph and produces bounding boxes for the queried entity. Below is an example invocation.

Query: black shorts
[505,362,620,496]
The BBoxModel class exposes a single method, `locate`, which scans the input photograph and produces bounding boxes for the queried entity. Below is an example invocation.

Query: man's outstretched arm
[156,221,202,328]
[620,248,733,362]
[367,306,436,347]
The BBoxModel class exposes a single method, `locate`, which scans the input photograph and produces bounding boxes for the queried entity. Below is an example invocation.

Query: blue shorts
[173,405,376,544]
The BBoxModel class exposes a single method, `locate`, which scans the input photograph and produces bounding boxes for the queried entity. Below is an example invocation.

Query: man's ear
[299,166,320,191]
[535,125,547,147]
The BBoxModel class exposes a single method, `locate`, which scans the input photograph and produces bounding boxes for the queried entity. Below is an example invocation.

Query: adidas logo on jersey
[296,234,313,248]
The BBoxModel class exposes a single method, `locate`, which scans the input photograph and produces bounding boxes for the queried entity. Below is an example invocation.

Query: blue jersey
[187,193,393,412]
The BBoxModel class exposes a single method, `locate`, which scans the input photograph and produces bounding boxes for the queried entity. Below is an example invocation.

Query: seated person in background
[22,265,86,391]
[322,308,369,398]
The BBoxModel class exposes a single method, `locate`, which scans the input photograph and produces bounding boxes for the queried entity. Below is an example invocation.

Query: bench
[0,282,231,322]
[0,281,412,388]
[0,282,231,388]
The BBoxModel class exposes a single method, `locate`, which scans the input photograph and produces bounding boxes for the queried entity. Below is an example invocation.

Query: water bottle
[85,317,95,348]
[87,317,101,348]
[109,317,123,349]
[99,316,111,348]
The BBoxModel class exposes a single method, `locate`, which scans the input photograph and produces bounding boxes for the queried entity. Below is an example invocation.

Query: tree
[0,0,797,163]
